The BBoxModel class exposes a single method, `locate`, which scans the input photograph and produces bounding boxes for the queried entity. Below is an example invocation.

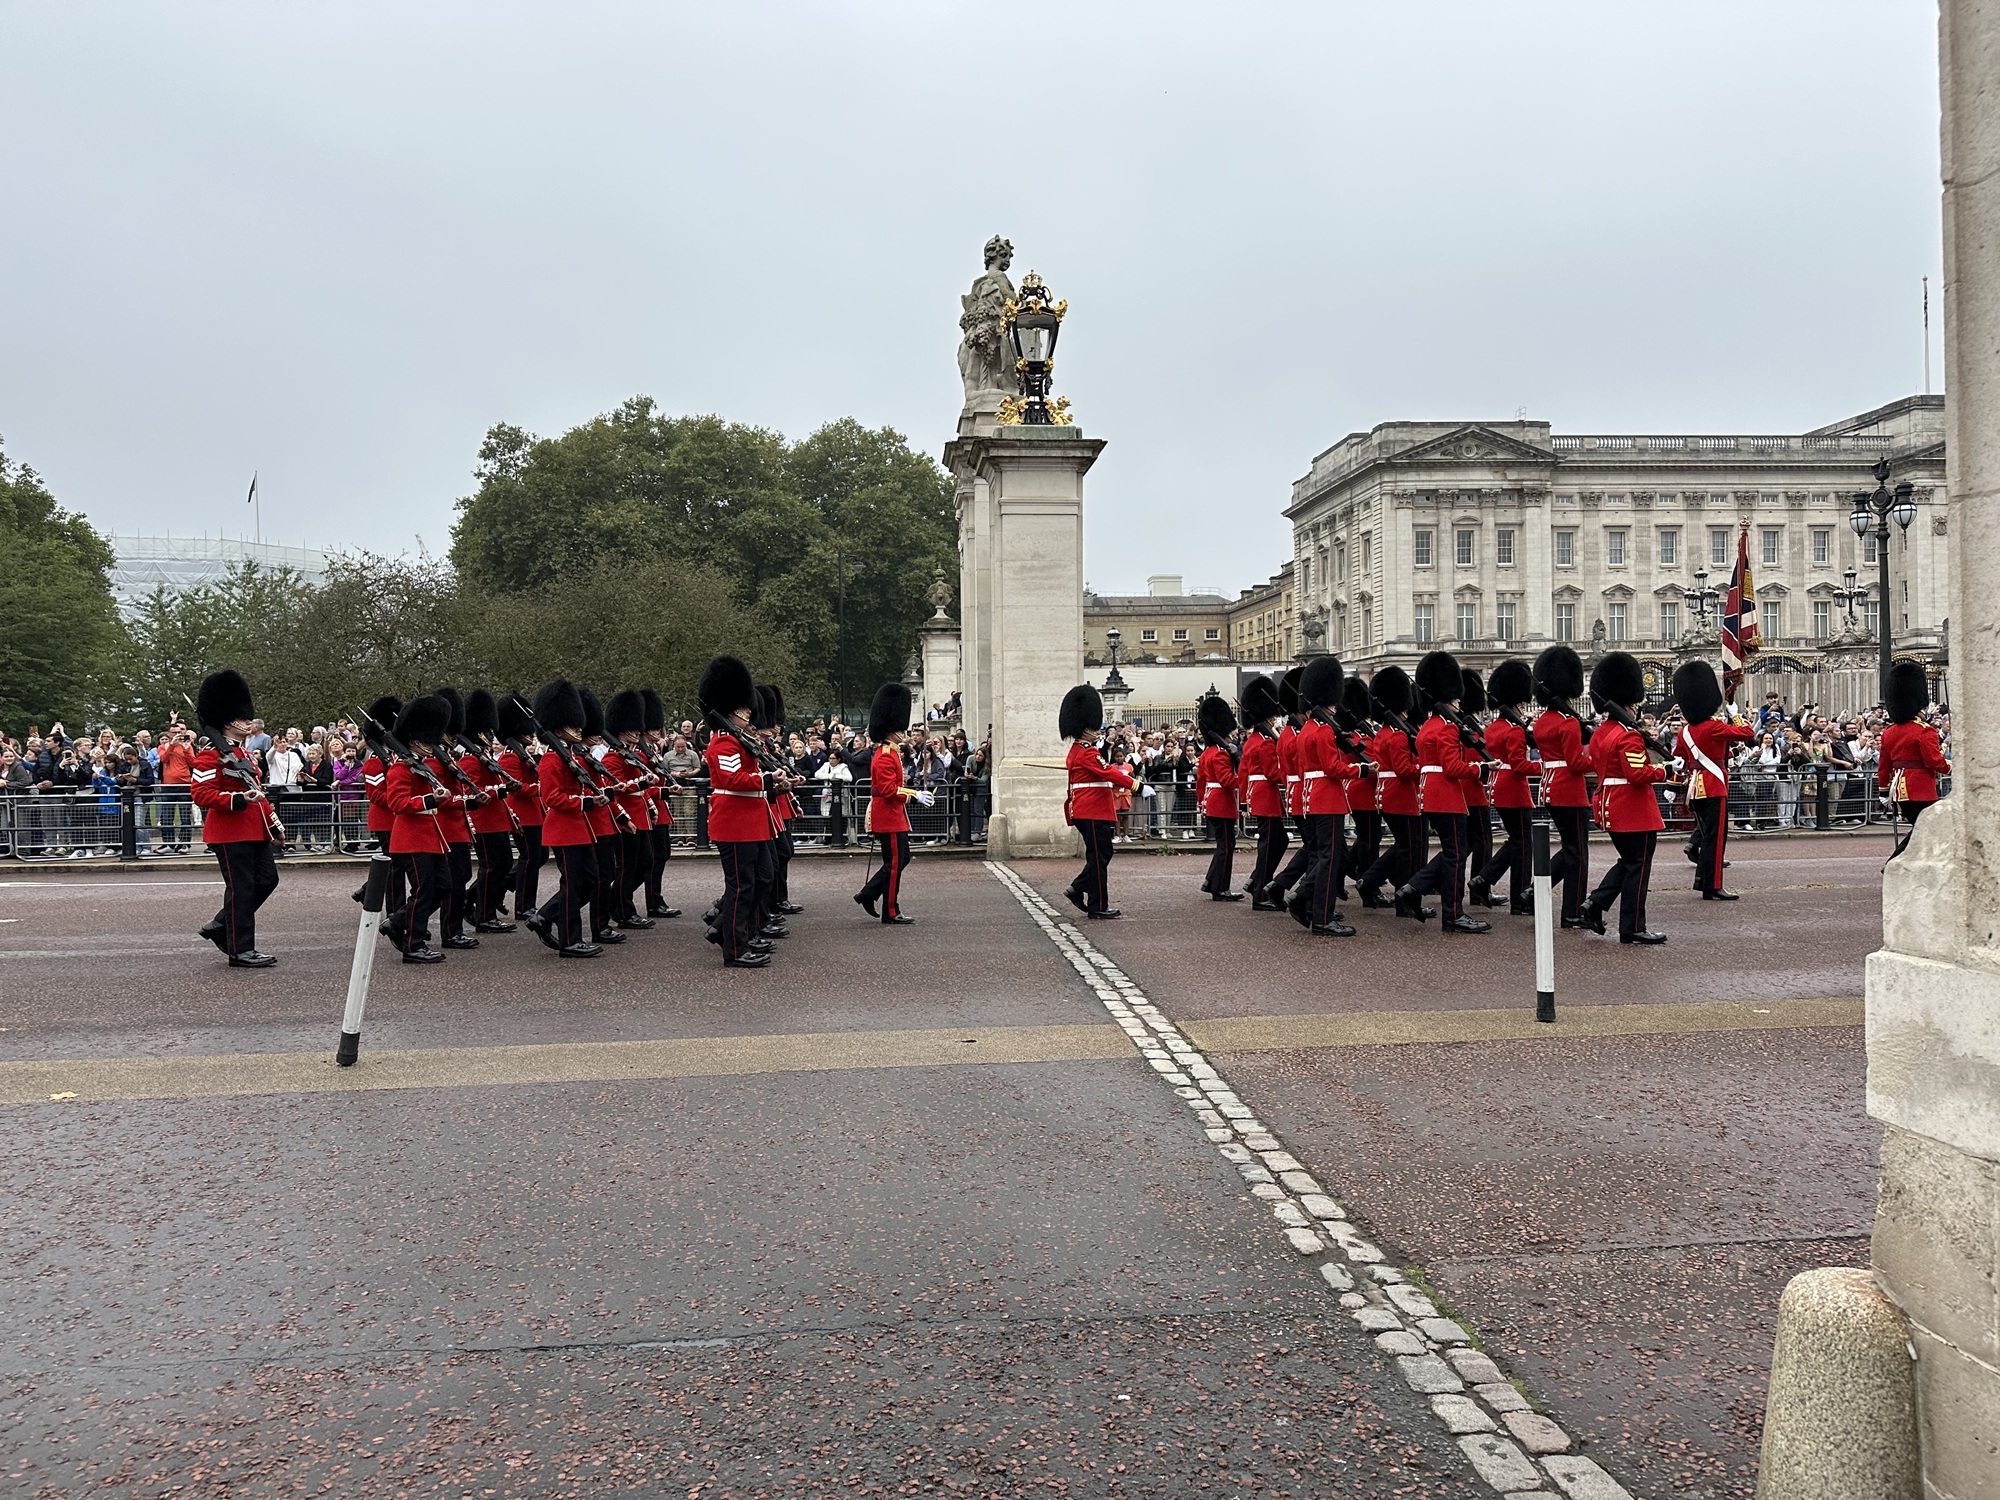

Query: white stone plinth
[919,614,960,720]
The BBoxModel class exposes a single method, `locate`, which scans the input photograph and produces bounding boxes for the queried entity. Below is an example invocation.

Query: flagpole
[1924,275,1932,396]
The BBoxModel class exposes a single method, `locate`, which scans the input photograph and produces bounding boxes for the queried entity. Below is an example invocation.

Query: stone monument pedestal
[946,425,1104,860]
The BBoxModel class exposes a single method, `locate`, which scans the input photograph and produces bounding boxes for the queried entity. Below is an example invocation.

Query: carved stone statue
[957,236,1016,418]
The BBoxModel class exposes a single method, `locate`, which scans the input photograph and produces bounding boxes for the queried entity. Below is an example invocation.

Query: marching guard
[699,656,780,967]
[1290,655,1356,936]
[855,683,920,924]
[1577,651,1668,944]
[1195,692,1242,902]
[190,669,282,968]
[1337,678,1381,891]
[525,679,605,959]
[1532,645,1593,929]
[497,693,548,918]
[1061,683,1138,919]
[639,690,682,919]
[1879,659,1950,859]
[1396,650,1490,934]
[603,690,657,930]
[1672,661,1754,899]
[1262,666,1310,908]
[1458,667,1494,899]
[1237,675,1286,909]
[355,694,406,916]
[1471,659,1536,914]
[462,688,518,933]
[1358,666,1424,912]
[428,689,480,951]
[383,693,457,965]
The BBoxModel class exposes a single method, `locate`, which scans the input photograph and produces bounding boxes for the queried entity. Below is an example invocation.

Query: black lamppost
[1848,458,1918,699]
[1101,627,1131,723]
[1832,566,1869,629]
[1004,273,1067,425]
[1687,566,1722,628]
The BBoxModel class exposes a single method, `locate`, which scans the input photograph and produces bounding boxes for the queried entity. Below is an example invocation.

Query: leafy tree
[119,561,311,733]
[0,437,127,732]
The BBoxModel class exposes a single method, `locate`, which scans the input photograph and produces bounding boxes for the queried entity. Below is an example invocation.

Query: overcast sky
[1,1,1944,598]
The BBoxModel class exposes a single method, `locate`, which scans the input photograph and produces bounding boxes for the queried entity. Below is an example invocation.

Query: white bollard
[336,854,392,1066]
[1532,818,1555,1023]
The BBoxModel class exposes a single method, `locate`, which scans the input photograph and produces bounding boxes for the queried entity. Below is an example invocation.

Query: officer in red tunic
[383,694,460,964]
[190,669,282,968]
[497,692,548,918]
[700,655,781,968]
[461,688,519,933]
[1398,650,1491,933]
[1878,660,1950,859]
[1671,661,1756,899]
[1458,667,1495,898]
[1261,666,1310,907]
[1471,659,1537,914]
[524,678,606,958]
[354,694,406,915]
[425,688,481,951]
[1194,693,1243,902]
[1532,644,1593,929]
[639,689,682,919]
[573,688,631,948]
[855,683,921,924]
[1061,684,1138,919]
[1336,677,1380,890]
[757,687,800,920]
[1291,655,1358,935]
[603,690,658,931]
[1237,675,1287,909]
[1578,651,1668,943]
[1357,666,1425,912]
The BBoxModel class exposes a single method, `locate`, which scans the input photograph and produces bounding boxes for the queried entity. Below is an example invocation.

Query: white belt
[1420,765,1444,774]
[1493,763,1514,772]
[1074,781,1114,790]
[1247,774,1269,782]
[1542,759,1567,769]
[1377,771,1397,780]
[1203,782,1223,792]
[1303,770,1327,779]
[711,788,765,798]
[1602,777,1629,786]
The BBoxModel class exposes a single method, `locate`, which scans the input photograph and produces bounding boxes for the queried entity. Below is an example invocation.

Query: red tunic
[705,731,773,842]
[1414,715,1480,816]
[1676,718,1756,801]
[1298,718,1354,815]
[460,753,514,836]
[537,749,596,847]
[362,752,395,833]
[577,749,617,838]
[1277,724,1302,818]
[1240,731,1282,818]
[386,759,453,855]
[1878,721,1950,804]
[1589,720,1666,832]
[1197,744,1238,819]
[1484,714,1534,810]
[425,754,475,843]
[1370,724,1421,817]
[499,747,543,828]
[604,745,654,831]
[190,745,271,844]
[1532,709,1589,807]
[868,745,909,833]
[1066,741,1136,822]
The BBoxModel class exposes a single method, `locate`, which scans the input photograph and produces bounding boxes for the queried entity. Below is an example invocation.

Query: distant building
[1083,574,1233,665]
[1227,562,1295,663]
[107,535,333,616]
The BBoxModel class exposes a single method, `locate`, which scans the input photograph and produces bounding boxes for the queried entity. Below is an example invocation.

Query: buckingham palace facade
[1283,395,1948,714]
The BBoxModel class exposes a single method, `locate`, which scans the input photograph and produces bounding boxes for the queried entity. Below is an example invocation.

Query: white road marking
[0,882,225,889]
[984,861,1628,1500]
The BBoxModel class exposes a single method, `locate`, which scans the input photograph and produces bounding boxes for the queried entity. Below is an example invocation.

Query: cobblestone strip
[985,862,1634,1500]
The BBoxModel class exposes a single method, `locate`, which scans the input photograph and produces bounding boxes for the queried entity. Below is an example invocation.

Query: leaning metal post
[336,854,392,1067]
[1531,818,1555,1023]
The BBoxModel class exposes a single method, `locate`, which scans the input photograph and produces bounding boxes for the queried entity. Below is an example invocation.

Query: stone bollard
[1755,1267,1919,1500]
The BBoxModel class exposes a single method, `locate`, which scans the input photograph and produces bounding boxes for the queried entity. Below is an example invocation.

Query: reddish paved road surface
[1,836,1881,1498]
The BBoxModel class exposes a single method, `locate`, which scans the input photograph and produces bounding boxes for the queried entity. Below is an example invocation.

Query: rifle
[183,693,284,843]
[354,705,454,842]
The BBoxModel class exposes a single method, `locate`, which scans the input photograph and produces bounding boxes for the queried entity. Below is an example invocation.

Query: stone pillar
[919,612,961,723]
[1858,7,2000,1497]
[943,426,1105,858]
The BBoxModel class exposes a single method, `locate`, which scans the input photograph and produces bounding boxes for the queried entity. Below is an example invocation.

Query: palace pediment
[1390,425,1557,466]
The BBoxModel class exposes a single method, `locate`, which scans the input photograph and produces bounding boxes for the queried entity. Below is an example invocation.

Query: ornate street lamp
[1100,626,1131,723]
[1832,566,1869,630]
[1687,566,1722,628]
[1000,273,1071,426]
[1848,458,1918,699]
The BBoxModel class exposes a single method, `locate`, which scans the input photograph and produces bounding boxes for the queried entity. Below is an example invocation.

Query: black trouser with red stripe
[714,839,773,959]
[617,829,651,921]
[1465,804,1492,889]
[593,833,624,936]
[1361,812,1423,895]
[1479,806,1533,905]
[857,831,911,918]
[1292,812,1344,926]
[1266,814,1311,902]
[442,841,472,939]
[399,850,446,954]
[646,825,673,909]
[1204,816,1237,895]
[210,838,279,956]
[513,825,546,914]
[1890,799,1933,859]
[1546,804,1590,922]
[1408,811,1468,921]
[1248,813,1288,899]
[1689,797,1727,891]
[540,841,598,948]
[1348,809,1382,887]
[1071,818,1115,912]
[774,828,794,905]
[1589,828,1656,937]
[474,830,514,921]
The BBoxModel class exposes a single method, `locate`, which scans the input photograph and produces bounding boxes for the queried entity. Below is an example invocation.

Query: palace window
[1658,600,1679,640]
[1414,530,1434,567]
[1606,529,1627,566]
[1455,528,1476,567]
[1555,530,1576,567]
[1761,528,1781,566]
[1140,628,1157,643]
[1414,603,1436,642]
[1710,528,1731,567]
[1812,528,1832,565]
[1864,599,1881,637]
[1336,544,1346,582]
[1496,600,1517,640]
[1761,600,1782,640]
[1456,601,1477,640]
[1812,600,1831,638]
[1555,602,1576,641]
[1172,628,1189,643]
[1361,534,1373,574]
[1863,533,1879,564]
[1495,527,1515,565]
[1657,528,1679,566]
[1205,627,1221,642]
[1607,601,1627,641]
[1362,606,1373,647]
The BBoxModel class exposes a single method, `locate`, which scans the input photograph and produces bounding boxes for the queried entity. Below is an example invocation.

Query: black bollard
[120,786,139,862]
[336,854,392,1066]
[1532,817,1555,1023]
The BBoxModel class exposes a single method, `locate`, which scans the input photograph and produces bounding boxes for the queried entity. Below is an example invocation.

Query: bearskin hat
[1238,674,1283,726]
[1589,650,1647,712]
[196,669,255,729]
[1197,692,1237,746]
[1885,660,1930,725]
[1456,668,1483,715]
[605,689,646,739]
[533,678,585,735]
[640,688,666,734]
[498,692,535,740]
[429,686,462,738]
[868,682,913,741]
[365,694,403,733]
[765,684,786,727]
[1339,676,1374,728]
[579,687,606,740]
[1370,664,1413,718]
[751,686,781,732]
[1671,661,1724,723]
[697,655,757,719]
[465,688,498,737]
[1277,665,1304,718]
[1300,655,1344,712]
[1415,650,1463,710]
[1488,659,1533,710]
[1059,683,1104,739]
[394,693,450,749]
[1533,644,1585,708]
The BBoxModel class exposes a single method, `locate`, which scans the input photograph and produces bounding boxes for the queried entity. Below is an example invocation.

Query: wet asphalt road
[1017,836,1883,1500]
[3,857,1488,1499]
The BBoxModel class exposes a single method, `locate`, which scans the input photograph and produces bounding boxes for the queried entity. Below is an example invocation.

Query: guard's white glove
[913,790,935,807]
[1139,784,1156,800]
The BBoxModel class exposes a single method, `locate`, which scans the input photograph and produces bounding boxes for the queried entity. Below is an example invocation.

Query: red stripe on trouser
[1637,834,1653,929]
[219,847,237,953]
[1710,807,1727,890]
[884,834,900,916]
